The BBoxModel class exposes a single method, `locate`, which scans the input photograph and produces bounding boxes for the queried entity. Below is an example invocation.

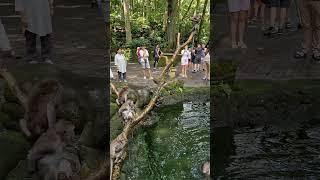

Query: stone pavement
[213,3,320,80]
[111,62,210,88]
[0,0,106,78]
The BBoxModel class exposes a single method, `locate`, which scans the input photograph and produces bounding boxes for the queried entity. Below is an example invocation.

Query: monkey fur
[28,120,80,180]
[118,99,135,124]
[116,86,129,106]
[20,79,63,138]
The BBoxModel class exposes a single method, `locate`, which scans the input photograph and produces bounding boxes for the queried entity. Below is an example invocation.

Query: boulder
[0,130,30,179]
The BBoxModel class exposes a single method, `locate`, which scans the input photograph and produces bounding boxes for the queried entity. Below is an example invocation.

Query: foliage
[162,80,185,96]
[110,0,210,59]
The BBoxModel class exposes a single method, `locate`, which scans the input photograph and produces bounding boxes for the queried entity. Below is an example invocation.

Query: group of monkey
[1,67,81,180]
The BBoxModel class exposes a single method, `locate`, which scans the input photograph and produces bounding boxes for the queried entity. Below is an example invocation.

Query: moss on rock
[0,131,30,179]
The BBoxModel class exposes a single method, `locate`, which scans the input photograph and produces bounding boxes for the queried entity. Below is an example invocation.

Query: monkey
[116,86,129,106]
[201,161,211,179]
[110,133,127,180]
[27,120,75,175]
[20,79,63,138]
[118,99,135,124]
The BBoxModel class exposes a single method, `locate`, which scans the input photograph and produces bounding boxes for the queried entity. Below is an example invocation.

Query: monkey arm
[0,67,27,108]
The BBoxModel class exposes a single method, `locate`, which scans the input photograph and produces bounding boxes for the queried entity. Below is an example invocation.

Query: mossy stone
[1,103,24,122]
[0,112,19,130]
[5,160,31,180]
[0,130,30,179]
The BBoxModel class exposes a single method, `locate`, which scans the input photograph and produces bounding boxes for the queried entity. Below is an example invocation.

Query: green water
[122,102,210,180]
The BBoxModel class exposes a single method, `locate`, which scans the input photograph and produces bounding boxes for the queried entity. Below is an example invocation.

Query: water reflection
[123,102,210,180]
[213,125,320,179]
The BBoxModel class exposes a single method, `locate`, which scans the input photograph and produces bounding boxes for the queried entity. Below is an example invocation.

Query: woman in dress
[181,46,191,78]
[203,49,210,81]
[228,0,250,48]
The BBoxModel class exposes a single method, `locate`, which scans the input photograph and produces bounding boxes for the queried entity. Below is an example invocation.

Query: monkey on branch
[0,65,63,139]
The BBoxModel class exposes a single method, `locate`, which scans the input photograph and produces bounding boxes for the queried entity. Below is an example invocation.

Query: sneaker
[44,59,53,64]
[264,27,277,36]
[28,60,38,64]
[285,22,291,29]
[144,76,147,79]
[124,80,127,82]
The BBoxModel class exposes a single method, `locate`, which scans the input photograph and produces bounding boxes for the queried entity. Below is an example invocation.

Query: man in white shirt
[16,0,54,64]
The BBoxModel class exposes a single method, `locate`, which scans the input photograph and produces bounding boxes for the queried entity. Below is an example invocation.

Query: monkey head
[54,120,75,143]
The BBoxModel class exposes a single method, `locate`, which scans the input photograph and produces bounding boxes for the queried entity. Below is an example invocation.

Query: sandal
[294,50,307,59]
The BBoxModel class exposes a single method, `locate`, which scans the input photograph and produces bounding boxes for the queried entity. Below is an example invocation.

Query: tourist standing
[203,49,210,81]
[181,46,191,78]
[228,0,250,48]
[15,0,54,64]
[295,0,320,61]
[194,44,202,72]
[153,44,161,70]
[264,0,291,36]
[115,48,127,82]
[201,44,207,71]
[139,46,153,80]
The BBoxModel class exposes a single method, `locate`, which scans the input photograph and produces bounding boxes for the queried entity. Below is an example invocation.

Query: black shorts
[268,0,291,8]
[194,57,201,64]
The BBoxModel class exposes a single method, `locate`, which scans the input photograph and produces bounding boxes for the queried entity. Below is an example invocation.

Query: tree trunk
[197,0,209,43]
[122,0,132,43]
[193,0,200,16]
[166,0,178,50]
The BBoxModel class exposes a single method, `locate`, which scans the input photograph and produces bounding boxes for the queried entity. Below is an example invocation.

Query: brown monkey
[116,86,129,105]
[20,79,63,138]
[27,120,75,174]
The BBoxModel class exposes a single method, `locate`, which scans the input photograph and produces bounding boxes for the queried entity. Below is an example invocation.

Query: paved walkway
[111,62,210,88]
[213,3,320,80]
[0,0,106,78]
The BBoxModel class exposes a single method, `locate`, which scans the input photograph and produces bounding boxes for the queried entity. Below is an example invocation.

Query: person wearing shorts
[264,0,291,35]
[203,49,210,81]
[228,0,250,48]
[295,0,320,61]
[181,46,191,78]
[140,46,153,80]
[193,44,202,72]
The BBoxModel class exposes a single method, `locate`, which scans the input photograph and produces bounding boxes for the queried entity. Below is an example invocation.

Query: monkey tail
[19,119,31,137]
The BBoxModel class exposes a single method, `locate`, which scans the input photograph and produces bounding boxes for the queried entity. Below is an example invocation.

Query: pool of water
[122,102,210,180]
[213,125,320,179]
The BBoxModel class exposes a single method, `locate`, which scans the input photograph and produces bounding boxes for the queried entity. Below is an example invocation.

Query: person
[201,44,207,71]
[203,49,210,81]
[136,46,142,65]
[15,0,54,64]
[250,0,266,30]
[181,46,191,78]
[191,46,196,72]
[153,44,161,70]
[110,68,114,80]
[228,0,250,48]
[0,19,18,59]
[139,46,153,80]
[193,44,202,72]
[114,48,127,82]
[295,0,320,61]
[264,0,291,36]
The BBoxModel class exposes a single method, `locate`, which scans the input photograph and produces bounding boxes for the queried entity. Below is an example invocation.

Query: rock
[5,160,31,180]
[1,102,24,122]
[79,146,104,179]
[0,130,30,179]
[79,122,95,148]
